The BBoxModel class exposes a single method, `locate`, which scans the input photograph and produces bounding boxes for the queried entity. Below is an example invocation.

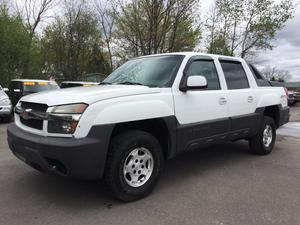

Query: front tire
[249,116,276,155]
[105,130,164,202]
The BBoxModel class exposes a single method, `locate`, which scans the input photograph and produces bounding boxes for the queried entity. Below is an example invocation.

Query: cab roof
[138,52,242,61]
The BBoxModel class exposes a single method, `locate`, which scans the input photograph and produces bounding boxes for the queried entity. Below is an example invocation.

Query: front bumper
[0,105,12,117]
[279,106,290,127]
[7,123,114,180]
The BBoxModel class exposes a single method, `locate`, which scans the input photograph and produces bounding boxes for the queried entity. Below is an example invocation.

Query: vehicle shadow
[13,140,257,209]
[159,140,254,190]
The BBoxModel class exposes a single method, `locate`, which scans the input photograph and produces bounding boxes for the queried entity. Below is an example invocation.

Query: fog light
[62,121,78,134]
[62,121,71,133]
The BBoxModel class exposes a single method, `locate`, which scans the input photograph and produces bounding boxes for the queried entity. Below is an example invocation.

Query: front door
[173,57,229,152]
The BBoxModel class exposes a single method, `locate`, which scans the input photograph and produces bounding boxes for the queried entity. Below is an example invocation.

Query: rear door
[219,59,258,134]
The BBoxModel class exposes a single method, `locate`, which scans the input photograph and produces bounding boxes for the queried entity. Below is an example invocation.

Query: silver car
[0,85,12,122]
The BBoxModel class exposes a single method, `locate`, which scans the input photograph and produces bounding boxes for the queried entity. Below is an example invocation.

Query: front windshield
[23,82,59,93]
[103,55,184,87]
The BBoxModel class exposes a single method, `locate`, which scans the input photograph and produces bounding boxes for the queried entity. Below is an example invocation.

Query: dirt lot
[0,107,300,225]
[289,103,300,121]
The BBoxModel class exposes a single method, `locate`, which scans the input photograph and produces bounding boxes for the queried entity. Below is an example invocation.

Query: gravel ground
[289,104,300,122]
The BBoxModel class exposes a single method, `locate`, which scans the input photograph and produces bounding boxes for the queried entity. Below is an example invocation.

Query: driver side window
[186,60,220,90]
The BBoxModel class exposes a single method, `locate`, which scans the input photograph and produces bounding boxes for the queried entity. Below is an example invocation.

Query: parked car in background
[60,81,98,89]
[268,81,297,106]
[294,91,300,103]
[288,90,296,106]
[288,90,300,106]
[7,79,59,106]
[0,85,12,122]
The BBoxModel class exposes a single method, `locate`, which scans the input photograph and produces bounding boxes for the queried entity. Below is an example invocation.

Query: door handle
[219,97,227,105]
[247,96,254,103]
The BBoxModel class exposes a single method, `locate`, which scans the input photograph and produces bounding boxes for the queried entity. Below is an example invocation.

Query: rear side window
[249,64,264,80]
[220,61,249,89]
[248,64,271,87]
[185,60,220,90]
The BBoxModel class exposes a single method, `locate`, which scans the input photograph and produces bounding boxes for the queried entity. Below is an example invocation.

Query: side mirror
[3,88,9,93]
[187,76,207,88]
[180,75,207,91]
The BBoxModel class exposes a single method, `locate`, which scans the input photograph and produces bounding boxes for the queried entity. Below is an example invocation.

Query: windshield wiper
[99,81,112,85]
[118,81,145,86]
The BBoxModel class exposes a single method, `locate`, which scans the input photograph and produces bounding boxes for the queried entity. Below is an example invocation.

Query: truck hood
[20,85,161,106]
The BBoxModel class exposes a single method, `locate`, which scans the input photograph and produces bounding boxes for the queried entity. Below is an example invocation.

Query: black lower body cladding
[7,123,114,180]
[279,106,290,127]
[6,105,290,180]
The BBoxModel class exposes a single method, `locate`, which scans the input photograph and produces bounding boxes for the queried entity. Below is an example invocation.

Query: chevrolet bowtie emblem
[14,106,24,114]
[15,106,32,120]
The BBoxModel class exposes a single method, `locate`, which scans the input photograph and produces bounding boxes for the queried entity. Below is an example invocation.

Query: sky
[201,0,300,82]
[254,2,300,81]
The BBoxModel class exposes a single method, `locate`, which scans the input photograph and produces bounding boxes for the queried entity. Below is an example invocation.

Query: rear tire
[249,116,276,155]
[105,130,164,202]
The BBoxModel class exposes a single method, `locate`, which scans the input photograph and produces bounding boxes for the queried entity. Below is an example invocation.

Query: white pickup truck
[7,52,289,201]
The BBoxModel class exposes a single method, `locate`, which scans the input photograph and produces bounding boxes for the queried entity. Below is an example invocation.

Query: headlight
[50,103,88,114]
[0,97,11,106]
[47,103,88,134]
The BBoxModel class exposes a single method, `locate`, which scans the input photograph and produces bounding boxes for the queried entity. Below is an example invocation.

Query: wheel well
[264,105,280,128]
[110,118,171,159]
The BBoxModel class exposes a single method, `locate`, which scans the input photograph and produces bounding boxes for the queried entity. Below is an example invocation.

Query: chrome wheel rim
[263,124,273,147]
[123,147,154,188]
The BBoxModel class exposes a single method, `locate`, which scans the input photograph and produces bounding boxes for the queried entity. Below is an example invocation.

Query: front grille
[21,102,48,112]
[19,102,48,130]
[20,117,44,130]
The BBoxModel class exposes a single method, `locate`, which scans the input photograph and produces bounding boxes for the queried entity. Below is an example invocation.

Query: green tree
[207,34,231,55]
[0,2,48,87]
[41,1,110,81]
[0,5,29,86]
[206,0,294,58]
[114,0,201,59]
[94,0,116,72]
[17,0,57,78]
